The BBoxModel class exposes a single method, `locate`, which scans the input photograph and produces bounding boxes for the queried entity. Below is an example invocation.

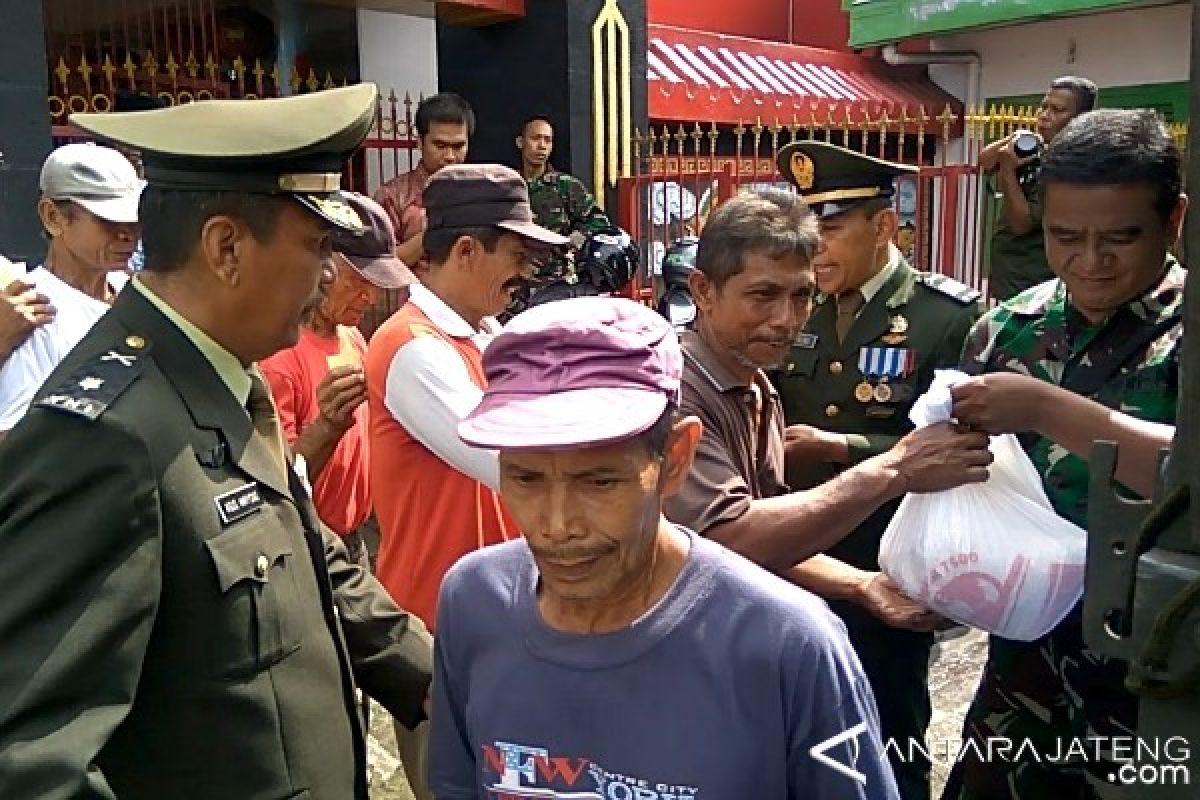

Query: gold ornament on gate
[789,151,815,189]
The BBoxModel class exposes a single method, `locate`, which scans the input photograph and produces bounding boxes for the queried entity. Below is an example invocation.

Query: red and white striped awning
[647,24,961,133]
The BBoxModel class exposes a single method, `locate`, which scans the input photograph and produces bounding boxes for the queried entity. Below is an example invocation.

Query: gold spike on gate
[101,54,117,94]
[251,60,266,96]
[938,103,957,144]
[185,51,199,80]
[878,108,890,159]
[915,105,928,161]
[770,119,782,163]
[145,51,161,80]
[127,53,140,88]
[204,53,219,85]
[54,57,70,92]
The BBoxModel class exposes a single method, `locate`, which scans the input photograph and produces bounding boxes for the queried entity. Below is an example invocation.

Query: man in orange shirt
[262,192,414,563]
[365,164,567,799]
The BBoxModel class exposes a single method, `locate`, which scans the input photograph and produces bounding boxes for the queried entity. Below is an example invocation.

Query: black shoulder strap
[1061,310,1180,398]
[35,339,150,421]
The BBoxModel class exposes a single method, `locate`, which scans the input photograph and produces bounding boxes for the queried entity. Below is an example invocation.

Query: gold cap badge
[789,152,815,190]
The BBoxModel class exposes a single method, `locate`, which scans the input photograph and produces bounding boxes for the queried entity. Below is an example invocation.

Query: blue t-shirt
[429,531,900,799]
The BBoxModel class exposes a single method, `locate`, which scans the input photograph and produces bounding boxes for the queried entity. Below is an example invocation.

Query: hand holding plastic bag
[879,370,1087,641]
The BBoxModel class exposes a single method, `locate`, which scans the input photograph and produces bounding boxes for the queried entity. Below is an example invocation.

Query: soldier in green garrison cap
[771,140,983,800]
[0,84,433,800]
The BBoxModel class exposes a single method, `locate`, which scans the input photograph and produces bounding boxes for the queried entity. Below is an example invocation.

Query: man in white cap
[0,143,141,439]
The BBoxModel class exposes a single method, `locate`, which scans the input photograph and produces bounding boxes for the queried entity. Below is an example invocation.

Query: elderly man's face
[498,420,697,608]
[691,250,815,371]
[40,200,140,272]
[315,255,379,330]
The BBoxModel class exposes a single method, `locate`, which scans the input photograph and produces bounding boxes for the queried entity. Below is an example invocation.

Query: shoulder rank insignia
[918,272,983,305]
[35,335,151,421]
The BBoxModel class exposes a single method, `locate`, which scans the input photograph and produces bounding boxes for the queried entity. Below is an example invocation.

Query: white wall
[928,2,1190,104]
[357,4,438,192]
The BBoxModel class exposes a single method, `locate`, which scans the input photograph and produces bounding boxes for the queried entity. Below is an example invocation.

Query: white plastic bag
[878,370,1088,641]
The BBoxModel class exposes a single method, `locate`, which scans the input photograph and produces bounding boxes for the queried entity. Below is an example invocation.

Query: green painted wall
[846,0,1183,47]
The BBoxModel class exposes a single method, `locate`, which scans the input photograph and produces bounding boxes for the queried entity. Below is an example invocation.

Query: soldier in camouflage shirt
[517,115,611,285]
[941,110,1185,800]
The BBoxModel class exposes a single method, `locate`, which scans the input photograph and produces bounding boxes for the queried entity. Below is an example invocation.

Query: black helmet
[661,236,699,289]
[576,227,639,293]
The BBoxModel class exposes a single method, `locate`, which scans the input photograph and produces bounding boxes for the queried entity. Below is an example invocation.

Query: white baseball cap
[39,143,143,224]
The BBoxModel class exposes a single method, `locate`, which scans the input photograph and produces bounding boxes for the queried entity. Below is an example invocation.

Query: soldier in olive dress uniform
[772,140,983,800]
[0,84,433,800]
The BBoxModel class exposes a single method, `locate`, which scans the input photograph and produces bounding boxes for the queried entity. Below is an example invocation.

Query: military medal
[858,346,917,404]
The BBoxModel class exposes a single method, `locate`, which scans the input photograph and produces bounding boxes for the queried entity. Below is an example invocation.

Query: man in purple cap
[261,192,414,564]
[429,297,901,800]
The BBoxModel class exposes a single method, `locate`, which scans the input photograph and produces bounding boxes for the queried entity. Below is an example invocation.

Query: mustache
[528,542,617,562]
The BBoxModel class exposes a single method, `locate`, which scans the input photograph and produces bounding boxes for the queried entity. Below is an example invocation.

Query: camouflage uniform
[526,169,610,284]
[943,257,1185,800]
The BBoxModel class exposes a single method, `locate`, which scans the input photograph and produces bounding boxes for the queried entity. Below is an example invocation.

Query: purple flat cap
[459,298,682,450]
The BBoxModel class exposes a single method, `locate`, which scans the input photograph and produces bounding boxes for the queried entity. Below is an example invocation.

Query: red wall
[648,0,850,51]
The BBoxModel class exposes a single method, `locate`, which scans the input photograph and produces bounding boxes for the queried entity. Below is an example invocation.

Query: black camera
[1011,129,1044,190]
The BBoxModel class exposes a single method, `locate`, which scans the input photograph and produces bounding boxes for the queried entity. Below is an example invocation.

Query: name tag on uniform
[214,483,264,527]
[793,333,818,349]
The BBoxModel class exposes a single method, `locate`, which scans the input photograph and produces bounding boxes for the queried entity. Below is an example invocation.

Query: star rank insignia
[78,376,105,391]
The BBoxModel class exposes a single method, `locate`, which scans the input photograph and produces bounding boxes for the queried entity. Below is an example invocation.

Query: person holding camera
[980,76,1097,302]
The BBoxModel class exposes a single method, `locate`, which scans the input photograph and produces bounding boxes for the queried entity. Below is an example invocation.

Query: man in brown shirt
[664,188,993,628]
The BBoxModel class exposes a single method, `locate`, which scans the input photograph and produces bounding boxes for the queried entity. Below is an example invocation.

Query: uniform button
[255,554,270,578]
[825,404,840,418]
[829,361,843,375]
[125,334,146,349]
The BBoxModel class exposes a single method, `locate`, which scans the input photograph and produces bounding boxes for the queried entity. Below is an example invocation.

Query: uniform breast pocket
[780,348,819,378]
[204,521,304,679]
